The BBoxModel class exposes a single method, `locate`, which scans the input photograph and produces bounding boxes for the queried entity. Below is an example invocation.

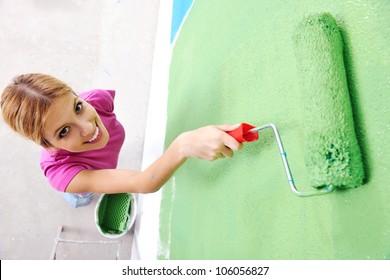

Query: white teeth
[88,127,99,142]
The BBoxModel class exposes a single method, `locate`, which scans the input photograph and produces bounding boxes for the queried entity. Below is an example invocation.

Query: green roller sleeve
[293,13,364,188]
[97,193,132,234]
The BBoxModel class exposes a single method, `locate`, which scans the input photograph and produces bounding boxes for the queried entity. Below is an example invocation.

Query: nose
[78,121,94,137]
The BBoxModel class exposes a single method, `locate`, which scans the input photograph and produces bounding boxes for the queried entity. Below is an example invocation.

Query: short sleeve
[40,153,90,192]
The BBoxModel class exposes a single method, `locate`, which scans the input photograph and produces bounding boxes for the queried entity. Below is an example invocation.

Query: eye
[75,101,83,113]
[59,127,69,138]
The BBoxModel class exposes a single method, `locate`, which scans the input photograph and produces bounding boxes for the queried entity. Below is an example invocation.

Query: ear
[45,146,59,152]
[42,138,59,151]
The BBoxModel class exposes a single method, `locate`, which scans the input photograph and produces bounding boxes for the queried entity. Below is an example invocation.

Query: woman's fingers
[179,124,245,161]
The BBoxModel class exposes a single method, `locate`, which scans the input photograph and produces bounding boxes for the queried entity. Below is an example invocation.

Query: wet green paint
[292,12,364,188]
[159,0,390,259]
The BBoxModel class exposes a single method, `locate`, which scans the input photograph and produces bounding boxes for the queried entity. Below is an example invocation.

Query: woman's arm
[65,124,242,194]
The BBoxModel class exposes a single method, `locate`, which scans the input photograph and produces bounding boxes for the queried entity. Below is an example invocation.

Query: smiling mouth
[86,126,100,143]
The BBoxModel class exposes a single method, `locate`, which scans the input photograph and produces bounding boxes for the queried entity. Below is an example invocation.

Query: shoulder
[79,89,116,113]
[40,150,90,192]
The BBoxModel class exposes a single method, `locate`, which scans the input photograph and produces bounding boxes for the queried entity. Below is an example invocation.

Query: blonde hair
[1,73,73,148]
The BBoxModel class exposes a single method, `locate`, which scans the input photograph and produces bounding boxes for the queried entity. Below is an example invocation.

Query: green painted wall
[159,0,390,259]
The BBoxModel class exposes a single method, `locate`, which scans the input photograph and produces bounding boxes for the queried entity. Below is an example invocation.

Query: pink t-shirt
[40,89,125,192]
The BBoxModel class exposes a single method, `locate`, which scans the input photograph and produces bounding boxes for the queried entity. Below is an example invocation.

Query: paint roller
[227,13,364,197]
[293,12,364,189]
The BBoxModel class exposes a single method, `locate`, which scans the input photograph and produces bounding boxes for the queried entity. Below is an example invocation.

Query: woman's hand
[176,124,243,161]
[66,124,244,195]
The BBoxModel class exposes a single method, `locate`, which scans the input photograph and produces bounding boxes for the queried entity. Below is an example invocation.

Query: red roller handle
[227,123,259,143]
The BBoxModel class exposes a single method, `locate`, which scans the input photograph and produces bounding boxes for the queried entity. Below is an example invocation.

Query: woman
[1,73,242,207]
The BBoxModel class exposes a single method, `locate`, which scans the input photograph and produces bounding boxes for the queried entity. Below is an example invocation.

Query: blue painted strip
[171,0,194,43]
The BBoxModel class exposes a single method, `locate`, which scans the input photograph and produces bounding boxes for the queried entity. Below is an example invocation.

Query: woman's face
[43,93,109,152]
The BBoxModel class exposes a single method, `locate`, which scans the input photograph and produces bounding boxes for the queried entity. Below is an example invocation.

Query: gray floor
[0,0,160,260]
